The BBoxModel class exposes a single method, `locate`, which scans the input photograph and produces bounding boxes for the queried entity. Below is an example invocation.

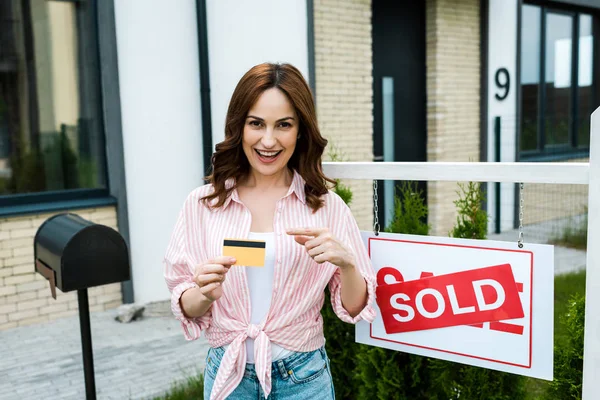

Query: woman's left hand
[286,227,356,270]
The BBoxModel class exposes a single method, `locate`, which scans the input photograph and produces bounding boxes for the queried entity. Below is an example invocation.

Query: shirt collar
[287,169,306,204]
[220,169,306,210]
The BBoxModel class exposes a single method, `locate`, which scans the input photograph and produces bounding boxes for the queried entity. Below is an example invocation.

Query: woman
[164,63,376,400]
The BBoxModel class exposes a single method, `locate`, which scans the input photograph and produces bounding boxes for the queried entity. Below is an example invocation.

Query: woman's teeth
[256,150,281,158]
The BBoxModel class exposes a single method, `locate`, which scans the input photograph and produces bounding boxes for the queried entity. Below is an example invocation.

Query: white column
[114,0,204,304]
[487,0,518,233]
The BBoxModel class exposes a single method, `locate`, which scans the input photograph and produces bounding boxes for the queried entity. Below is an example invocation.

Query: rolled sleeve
[164,198,211,340]
[329,269,377,324]
[170,281,211,340]
[328,204,377,324]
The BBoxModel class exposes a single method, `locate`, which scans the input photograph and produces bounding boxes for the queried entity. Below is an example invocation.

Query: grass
[552,270,587,347]
[153,373,204,400]
[524,270,586,399]
[550,214,588,250]
[155,271,587,400]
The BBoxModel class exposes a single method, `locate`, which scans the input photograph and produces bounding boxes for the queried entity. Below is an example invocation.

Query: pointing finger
[293,235,312,246]
[286,227,328,237]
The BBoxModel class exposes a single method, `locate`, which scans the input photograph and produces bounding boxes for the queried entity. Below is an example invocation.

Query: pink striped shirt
[163,170,376,399]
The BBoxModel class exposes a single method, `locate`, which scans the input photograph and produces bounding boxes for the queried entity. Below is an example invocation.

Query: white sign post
[582,105,600,398]
[356,232,554,380]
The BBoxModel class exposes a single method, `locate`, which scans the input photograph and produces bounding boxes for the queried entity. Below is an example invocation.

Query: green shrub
[449,182,488,239]
[327,143,353,206]
[543,293,585,400]
[428,359,526,400]
[386,181,430,235]
[154,373,204,400]
[322,290,366,399]
[334,180,353,206]
[356,347,437,400]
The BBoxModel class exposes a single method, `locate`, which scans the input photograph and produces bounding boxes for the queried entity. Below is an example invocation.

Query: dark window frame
[519,1,600,161]
[0,0,114,216]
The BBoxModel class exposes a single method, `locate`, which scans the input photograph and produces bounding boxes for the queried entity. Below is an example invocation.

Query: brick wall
[0,207,122,331]
[313,0,374,230]
[425,0,481,236]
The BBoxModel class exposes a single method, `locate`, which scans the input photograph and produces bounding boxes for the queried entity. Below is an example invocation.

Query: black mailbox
[33,213,130,400]
[34,213,130,298]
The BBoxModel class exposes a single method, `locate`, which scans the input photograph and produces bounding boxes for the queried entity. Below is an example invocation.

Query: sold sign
[376,264,524,334]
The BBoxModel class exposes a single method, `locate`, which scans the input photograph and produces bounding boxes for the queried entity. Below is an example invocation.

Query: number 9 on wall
[495,68,510,101]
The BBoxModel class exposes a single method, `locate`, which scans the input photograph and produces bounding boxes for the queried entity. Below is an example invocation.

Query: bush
[356,347,436,400]
[386,181,430,235]
[449,182,487,239]
[543,293,585,400]
[321,291,366,399]
[154,373,204,400]
[326,143,353,206]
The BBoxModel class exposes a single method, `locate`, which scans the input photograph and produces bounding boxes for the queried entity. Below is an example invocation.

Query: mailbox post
[34,213,130,400]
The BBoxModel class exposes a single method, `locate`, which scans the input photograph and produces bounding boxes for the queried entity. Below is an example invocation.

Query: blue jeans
[203,346,336,399]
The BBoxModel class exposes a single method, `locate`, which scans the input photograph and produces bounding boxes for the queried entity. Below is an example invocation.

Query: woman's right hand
[193,256,236,302]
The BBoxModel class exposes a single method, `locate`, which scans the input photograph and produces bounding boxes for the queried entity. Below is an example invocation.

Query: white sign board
[356,231,554,381]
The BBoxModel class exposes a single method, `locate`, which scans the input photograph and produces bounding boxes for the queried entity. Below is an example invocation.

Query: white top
[244,232,294,363]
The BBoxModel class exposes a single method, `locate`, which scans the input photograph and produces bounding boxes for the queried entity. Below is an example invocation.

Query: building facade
[0,0,598,330]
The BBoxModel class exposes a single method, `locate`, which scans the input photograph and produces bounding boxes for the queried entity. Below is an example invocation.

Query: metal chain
[373,180,380,236]
[518,182,524,248]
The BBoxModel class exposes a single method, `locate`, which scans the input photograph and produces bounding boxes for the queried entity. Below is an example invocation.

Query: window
[0,0,107,201]
[520,4,597,159]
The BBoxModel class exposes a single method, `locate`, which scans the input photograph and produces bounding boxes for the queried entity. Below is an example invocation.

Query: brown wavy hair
[202,63,335,212]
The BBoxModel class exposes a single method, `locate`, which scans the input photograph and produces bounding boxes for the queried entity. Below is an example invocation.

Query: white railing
[323,161,589,184]
[322,107,600,399]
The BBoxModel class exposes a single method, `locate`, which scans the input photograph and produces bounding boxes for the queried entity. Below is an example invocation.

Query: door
[373,0,427,229]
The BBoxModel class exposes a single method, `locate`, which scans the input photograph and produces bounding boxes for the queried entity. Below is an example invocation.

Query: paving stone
[0,305,209,399]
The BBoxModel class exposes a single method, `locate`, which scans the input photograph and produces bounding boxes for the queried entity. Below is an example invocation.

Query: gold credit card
[223,239,266,267]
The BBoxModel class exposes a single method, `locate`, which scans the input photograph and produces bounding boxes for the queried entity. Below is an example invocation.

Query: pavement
[0,302,210,400]
[488,218,587,275]
[0,222,587,400]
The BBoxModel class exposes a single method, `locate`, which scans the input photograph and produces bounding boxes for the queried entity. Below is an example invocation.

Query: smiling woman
[203,63,333,211]
[242,88,298,178]
[164,63,376,400]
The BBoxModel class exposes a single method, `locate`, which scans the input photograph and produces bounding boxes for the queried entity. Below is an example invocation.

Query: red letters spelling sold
[376,264,525,334]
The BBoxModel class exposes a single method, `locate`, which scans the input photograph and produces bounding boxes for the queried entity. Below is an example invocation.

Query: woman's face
[242,88,299,179]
